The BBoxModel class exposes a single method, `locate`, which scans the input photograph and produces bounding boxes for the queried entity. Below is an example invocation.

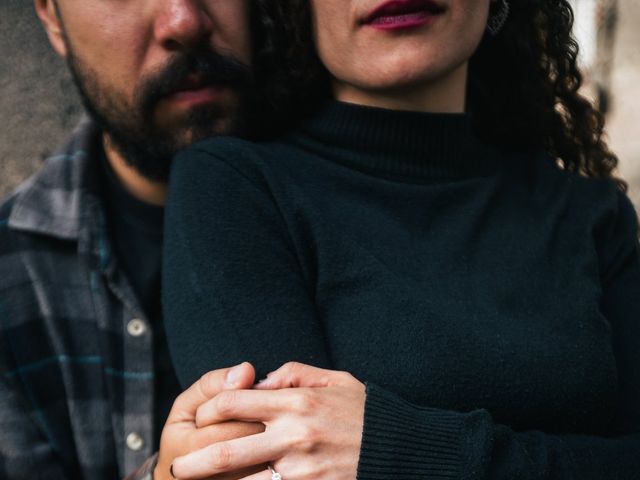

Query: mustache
[137,49,253,117]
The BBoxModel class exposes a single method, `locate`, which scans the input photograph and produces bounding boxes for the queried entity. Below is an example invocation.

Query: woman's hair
[253,0,625,189]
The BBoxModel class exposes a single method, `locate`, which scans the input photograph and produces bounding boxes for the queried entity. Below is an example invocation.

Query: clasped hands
[155,362,366,480]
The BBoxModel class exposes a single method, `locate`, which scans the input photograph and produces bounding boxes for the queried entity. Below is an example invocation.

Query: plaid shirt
[0,118,158,479]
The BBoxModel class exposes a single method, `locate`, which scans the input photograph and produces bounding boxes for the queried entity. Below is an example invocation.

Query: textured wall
[0,0,82,199]
[608,0,640,208]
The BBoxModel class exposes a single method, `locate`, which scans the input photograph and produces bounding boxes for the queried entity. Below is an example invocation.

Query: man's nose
[154,0,214,51]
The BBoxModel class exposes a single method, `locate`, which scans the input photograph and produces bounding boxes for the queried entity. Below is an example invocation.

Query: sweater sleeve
[163,141,332,387]
[357,190,640,480]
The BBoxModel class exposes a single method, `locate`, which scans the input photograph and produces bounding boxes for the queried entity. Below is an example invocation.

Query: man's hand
[154,362,266,480]
[171,362,366,480]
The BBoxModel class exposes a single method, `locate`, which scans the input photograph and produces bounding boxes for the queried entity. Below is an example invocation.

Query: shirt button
[127,318,147,337]
[126,432,145,452]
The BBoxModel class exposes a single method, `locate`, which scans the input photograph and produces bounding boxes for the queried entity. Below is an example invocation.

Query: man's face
[44,0,252,180]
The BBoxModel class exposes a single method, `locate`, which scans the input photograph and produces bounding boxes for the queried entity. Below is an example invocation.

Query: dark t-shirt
[100,152,181,448]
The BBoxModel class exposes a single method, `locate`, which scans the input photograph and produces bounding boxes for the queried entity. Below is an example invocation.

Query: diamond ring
[268,465,282,480]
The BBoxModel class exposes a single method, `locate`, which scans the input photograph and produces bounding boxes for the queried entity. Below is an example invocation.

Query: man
[0,0,263,478]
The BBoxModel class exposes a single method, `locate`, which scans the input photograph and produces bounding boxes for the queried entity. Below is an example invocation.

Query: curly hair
[253,0,625,190]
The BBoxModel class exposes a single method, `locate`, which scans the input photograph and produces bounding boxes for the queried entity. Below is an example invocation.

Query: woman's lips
[362,0,446,30]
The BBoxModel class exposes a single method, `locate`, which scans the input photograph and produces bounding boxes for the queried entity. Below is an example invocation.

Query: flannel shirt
[0,118,158,479]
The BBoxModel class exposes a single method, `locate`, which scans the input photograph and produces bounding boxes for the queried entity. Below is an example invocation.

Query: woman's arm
[359,190,640,479]
[164,143,640,478]
[163,140,331,387]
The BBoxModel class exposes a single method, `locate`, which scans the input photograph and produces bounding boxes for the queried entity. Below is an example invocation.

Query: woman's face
[309,0,491,111]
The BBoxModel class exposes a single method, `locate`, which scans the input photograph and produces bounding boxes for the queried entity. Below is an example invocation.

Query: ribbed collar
[292,101,506,182]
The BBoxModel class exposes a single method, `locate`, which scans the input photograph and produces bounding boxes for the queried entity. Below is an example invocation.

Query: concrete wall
[607,0,640,207]
[0,0,82,200]
[1,1,639,208]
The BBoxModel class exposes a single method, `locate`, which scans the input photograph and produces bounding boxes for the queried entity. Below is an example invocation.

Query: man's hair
[253,0,625,190]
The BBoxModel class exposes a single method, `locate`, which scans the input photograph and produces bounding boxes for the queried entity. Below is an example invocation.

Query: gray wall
[607,0,640,208]
[0,0,82,199]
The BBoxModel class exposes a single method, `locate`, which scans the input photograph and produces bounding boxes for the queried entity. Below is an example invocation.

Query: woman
[163,0,640,478]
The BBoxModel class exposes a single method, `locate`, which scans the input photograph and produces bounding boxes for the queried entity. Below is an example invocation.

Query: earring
[487,0,510,36]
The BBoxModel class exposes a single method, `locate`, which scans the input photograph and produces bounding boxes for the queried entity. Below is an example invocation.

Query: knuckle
[195,401,215,427]
[199,371,219,395]
[215,390,238,417]
[292,424,320,453]
[338,371,356,383]
[173,389,188,406]
[170,391,188,415]
[291,390,315,413]
[194,406,207,427]
[282,361,302,375]
[210,441,234,471]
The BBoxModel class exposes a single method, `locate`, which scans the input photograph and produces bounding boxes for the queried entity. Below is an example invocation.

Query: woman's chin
[332,62,468,111]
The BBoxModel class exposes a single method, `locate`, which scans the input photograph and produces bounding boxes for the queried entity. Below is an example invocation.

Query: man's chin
[155,93,240,134]
[155,109,240,146]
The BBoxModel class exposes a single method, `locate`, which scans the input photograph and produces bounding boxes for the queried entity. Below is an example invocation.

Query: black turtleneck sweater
[163,102,640,479]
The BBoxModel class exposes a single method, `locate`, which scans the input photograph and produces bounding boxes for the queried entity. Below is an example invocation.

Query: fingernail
[225,363,244,387]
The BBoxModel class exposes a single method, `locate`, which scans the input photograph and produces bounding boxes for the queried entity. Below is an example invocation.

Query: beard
[64,43,254,182]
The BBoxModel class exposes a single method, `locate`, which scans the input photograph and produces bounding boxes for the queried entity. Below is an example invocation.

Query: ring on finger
[268,465,282,480]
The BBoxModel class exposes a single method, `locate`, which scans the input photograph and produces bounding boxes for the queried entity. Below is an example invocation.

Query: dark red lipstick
[362,0,446,30]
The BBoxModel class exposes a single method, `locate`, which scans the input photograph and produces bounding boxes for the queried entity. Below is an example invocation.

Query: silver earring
[487,0,510,36]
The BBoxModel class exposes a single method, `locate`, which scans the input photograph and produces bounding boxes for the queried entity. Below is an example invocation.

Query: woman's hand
[170,362,366,480]
[154,362,266,480]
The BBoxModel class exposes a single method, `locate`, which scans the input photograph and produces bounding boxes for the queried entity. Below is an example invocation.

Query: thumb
[254,362,349,389]
[168,362,256,423]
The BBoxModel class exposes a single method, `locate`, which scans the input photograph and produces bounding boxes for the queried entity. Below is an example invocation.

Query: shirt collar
[8,117,104,242]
